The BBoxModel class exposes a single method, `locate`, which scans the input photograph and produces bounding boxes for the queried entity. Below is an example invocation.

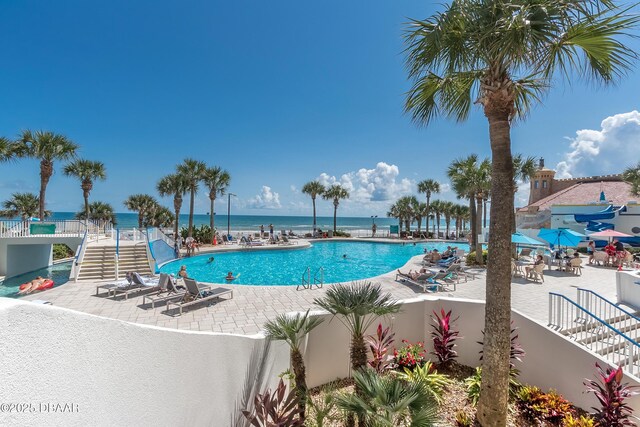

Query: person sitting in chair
[525,255,544,278]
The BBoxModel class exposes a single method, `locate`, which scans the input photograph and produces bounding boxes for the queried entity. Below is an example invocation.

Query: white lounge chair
[142,274,186,309]
[111,273,161,300]
[165,278,232,316]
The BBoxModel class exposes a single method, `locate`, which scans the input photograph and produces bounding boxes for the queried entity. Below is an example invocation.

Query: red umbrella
[589,229,631,243]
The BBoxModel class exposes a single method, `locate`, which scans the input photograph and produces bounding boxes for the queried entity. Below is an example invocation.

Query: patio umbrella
[538,228,585,248]
[588,229,631,241]
[511,232,545,246]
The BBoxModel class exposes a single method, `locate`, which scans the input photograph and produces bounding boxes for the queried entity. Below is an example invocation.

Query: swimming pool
[0,262,73,298]
[159,241,469,286]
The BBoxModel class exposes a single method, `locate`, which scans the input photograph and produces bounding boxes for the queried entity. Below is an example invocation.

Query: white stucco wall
[0,237,82,277]
[0,298,288,427]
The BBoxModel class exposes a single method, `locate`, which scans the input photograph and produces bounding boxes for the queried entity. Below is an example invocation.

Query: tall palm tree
[404,1,638,423]
[623,162,640,197]
[441,201,455,239]
[417,179,440,235]
[386,202,402,233]
[301,181,326,234]
[177,158,207,238]
[63,159,106,222]
[512,154,537,232]
[263,311,323,423]
[75,201,116,225]
[14,130,78,220]
[1,193,46,220]
[157,173,187,238]
[322,185,349,233]
[415,202,428,236]
[124,194,158,228]
[201,166,231,243]
[0,137,16,163]
[314,282,399,427]
[429,199,444,239]
[396,195,418,235]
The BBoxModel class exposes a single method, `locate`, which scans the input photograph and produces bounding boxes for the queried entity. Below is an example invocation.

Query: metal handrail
[313,267,324,288]
[549,292,640,376]
[70,230,89,281]
[298,267,311,290]
[577,288,640,323]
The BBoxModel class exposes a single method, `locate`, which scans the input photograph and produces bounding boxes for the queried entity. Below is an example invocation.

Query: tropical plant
[387,202,403,233]
[334,368,439,427]
[623,162,640,197]
[302,180,326,234]
[124,194,158,228]
[179,224,213,242]
[176,158,207,238]
[393,339,427,371]
[512,154,537,230]
[242,378,303,427]
[157,173,187,237]
[202,166,230,243]
[0,136,16,163]
[397,360,451,404]
[441,201,455,239]
[366,323,396,374]
[417,178,440,234]
[145,205,174,228]
[465,367,483,406]
[14,130,78,220]
[430,308,459,366]
[562,414,596,427]
[396,195,419,234]
[53,244,74,260]
[584,363,638,426]
[404,0,638,422]
[1,192,47,220]
[63,159,106,221]
[263,310,323,423]
[455,410,474,427]
[75,201,116,225]
[414,202,429,236]
[307,387,338,427]
[516,386,574,424]
[322,184,349,233]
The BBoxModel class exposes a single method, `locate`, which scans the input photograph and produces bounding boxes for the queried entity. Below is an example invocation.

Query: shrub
[333,230,351,237]
[397,360,451,404]
[584,363,639,426]
[516,386,574,424]
[562,414,596,427]
[430,308,459,366]
[180,224,213,243]
[466,250,488,265]
[465,367,521,406]
[242,378,303,426]
[393,339,426,370]
[53,244,74,260]
[455,410,474,427]
[366,323,396,374]
[307,388,337,427]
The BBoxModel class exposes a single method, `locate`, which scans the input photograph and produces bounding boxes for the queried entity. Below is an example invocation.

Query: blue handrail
[577,288,640,323]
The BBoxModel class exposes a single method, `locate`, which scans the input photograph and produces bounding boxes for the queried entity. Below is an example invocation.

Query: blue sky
[1,0,640,217]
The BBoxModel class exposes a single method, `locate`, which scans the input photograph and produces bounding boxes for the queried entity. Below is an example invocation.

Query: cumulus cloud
[318,162,413,204]
[515,181,530,208]
[440,183,451,193]
[555,111,640,178]
[290,185,298,193]
[247,186,281,209]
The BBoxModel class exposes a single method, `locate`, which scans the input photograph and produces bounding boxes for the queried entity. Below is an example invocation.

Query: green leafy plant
[397,360,451,404]
[242,378,303,427]
[455,410,474,427]
[430,308,459,366]
[516,386,574,424]
[466,250,487,265]
[466,367,520,406]
[584,363,639,426]
[306,388,337,427]
[366,323,396,373]
[393,339,426,370]
[53,244,73,260]
[562,414,596,427]
[333,230,351,237]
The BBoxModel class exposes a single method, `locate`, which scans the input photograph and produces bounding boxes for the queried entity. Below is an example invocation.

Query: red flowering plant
[393,339,426,370]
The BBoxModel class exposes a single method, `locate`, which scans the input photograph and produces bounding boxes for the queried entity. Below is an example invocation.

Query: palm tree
[302,181,326,234]
[176,158,207,238]
[14,130,78,220]
[396,195,418,235]
[1,193,46,220]
[322,185,349,233]
[314,282,399,427]
[386,202,402,233]
[202,166,231,243]
[415,202,428,236]
[63,159,106,222]
[263,311,323,423]
[441,201,455,239]
[75,201,116,225]
[404,1,637,423]
[157,174,187,238]
[124,194,158,228]
[430,199,444,239]
[512,154,537,232]
[0,137,16,163]
[417,179,440,235]
[146,205,174,228]
[623,162,640,196]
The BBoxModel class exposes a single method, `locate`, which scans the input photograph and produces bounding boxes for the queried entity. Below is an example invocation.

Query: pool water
[159,241,469,286]
[0,262,73,298]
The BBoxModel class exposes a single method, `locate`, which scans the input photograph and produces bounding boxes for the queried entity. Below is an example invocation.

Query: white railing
[0,219,87,238]
[70,230,89,281]
[577,288,640,342]
[146,227,175,247]
[113,228,146,243]
[549,292,640,377]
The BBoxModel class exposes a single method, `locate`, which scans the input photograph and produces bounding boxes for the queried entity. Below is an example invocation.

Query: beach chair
[281,235,298,245]
[111,273,161,300]
[527,264,545,283]
[142,274,186,309]
[569,257,583,275]
[165,278,232,316]
[395,270,438,293]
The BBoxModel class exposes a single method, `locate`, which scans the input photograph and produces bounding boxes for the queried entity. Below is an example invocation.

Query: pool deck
[18,251,628,335]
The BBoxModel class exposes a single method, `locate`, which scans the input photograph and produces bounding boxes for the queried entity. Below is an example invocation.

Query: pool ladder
[298,266,324,290]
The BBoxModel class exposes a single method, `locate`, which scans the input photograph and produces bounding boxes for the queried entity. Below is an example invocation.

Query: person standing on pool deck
[260,224,264,238]
[269,224,274,239]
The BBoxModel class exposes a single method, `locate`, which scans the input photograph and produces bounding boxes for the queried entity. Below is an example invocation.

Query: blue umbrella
[538,228,585,248]
[511,232,545,246]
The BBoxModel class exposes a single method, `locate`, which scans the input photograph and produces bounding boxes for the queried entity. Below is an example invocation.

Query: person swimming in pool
[342,254,347,259]
[207,256,215,263]
[225,271,236,281]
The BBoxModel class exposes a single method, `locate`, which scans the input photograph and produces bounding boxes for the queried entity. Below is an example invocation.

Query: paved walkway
[20,253,626,335]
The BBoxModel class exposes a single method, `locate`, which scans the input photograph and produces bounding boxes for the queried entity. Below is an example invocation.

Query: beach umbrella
[589,229,631,243]
[511,232,545,246]
[538,228,585,248]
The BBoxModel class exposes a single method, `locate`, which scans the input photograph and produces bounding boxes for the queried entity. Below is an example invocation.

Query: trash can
[328,230,334,238]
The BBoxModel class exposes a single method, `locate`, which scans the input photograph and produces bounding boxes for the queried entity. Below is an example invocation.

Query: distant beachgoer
[178,265,188,278]
[260,224,264,238]
[372,223,377,237]
[269,224,274,238]
[225,271,236,281]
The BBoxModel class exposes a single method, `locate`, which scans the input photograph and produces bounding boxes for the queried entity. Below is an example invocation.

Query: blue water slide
[574,205,616,222]
[585,221,615,233]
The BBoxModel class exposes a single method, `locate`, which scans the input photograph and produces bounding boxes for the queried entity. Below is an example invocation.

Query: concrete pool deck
[18,253,628,335]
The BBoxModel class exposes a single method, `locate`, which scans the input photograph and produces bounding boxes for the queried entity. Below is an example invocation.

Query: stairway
[76,244,152,281]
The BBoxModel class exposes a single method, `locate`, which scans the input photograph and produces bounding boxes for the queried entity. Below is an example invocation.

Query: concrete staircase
[77,244,152,281]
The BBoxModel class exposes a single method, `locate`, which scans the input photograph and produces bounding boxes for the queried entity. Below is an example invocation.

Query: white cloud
[440,183,451,193]
[515,181,530,208]
[555,111,640,178]
[247,186,281,209]
[290,185,298,193]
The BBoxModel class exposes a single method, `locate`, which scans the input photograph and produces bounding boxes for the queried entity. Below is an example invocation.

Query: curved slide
[573,205,625,223]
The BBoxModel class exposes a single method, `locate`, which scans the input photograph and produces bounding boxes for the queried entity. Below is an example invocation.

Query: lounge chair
[142,274,186,309]
[395,270,438,293]
[165,278,232,316]
[111,273,162,300]
[437,256,459,267]
[280,235,298,245]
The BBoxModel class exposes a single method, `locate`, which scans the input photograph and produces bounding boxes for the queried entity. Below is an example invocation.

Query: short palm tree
[202,166,231,243]
[14,130,78,220]
[146,205,174,228]
[386,202,402,233]
[429,199,443,238]
[63,159,107,222]
[157,173,187,238]
[512,154,537,231]
[177,158,207,238]
[404,0,638,423]
[1,193,48,220]
[75,201,116,225]
[623,162,640,197]
[322,185,349,233]
[414,202,428,236]
[441,201,455,239]
[263,310,324,423]
[396,195,418,235]
[335,368,438,427]
[417,179,440,235]
[124,194,158,228]
[302,181,326,234]
[0,137,16,163]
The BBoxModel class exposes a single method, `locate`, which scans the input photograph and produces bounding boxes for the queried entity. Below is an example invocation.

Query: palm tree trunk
[475,195,483,264]
[333,204,337,233]
[209,196,216,244]
[83,191,90,223]
[351,333,368,427]
[417,218,422,234]
[483,198,488,228]
[188,188,195,238]
[173,196,181,238]
[291,349,307,422]
[312,196,317,232]
[425,195,430,234]
[445,216,450,239]
[39,160,51,220]
[138,212,143,228]
[476,109,514,427]
[436,214,441,238]
[469,198,476,249]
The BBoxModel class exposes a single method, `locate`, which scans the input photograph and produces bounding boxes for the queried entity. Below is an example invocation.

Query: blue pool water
[159,241,469,286]
[0,262,72,298]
